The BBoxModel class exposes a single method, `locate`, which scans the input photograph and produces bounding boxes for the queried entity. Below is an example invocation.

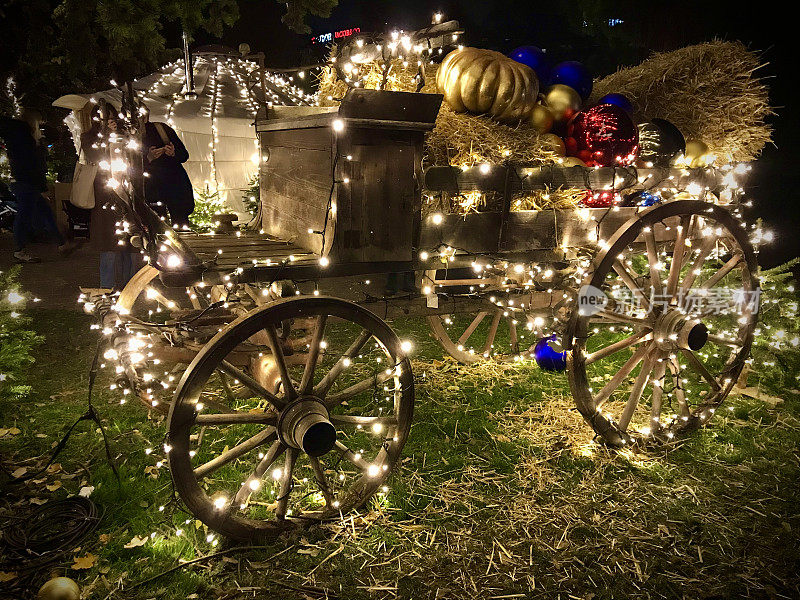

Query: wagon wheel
[114,265,235,411]
[424,269,525,363]
[167,296,414,541]
[566,200,758,447]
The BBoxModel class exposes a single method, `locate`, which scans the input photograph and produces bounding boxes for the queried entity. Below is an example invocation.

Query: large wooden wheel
[565,200,759,447]
[167,296,415,541]
[423,268,529,363]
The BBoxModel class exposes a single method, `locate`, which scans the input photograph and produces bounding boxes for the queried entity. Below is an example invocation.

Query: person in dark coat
[80,105,136,289]
[141,106,195,229]
[0,107,77,262]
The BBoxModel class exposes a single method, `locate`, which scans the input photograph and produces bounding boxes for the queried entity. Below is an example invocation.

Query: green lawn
[2,308,799,599]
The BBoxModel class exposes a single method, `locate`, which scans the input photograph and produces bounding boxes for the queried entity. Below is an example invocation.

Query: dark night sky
[202,1,797,267]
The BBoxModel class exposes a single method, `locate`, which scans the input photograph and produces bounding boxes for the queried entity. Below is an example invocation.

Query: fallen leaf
[30,498,48,505]
[79,486,95,498]
[11,467,27,478]
[35,433,47,438]
[0,571,17,582]
[124,536,148,549]
[46,463,62,474]
[144,465,159,479]
[0,427,21,438]
[46,481,63,492]
[72,553,97,570]
[99,533,111,544]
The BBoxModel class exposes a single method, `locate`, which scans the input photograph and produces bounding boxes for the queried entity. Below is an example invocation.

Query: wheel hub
[652,309,708,351]
[277,398,336,457]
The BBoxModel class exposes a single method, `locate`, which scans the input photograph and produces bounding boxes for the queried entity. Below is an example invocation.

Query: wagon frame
[98,88,759,541]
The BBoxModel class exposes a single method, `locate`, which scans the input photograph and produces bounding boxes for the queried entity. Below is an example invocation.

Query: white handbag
[70,152,98,209]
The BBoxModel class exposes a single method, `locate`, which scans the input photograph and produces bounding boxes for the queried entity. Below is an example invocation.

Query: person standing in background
[140,105,195,229]
[0,107,77,262]
[80,105,136,290]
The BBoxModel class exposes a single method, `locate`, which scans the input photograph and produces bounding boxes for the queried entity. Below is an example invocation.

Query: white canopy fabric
[54,51,312,219]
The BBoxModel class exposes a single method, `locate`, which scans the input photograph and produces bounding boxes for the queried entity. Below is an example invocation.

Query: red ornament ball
[581,190,619,208]
[565,104,639,167]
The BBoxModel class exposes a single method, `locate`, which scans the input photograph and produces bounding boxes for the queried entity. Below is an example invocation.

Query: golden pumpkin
[436,47,539,122]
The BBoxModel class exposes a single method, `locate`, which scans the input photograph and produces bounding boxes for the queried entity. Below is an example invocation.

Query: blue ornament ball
[636,191,661,207]
[508,46,551,81]
[596,93,634,115]
[533,335,567,372]
[550,61,593,100]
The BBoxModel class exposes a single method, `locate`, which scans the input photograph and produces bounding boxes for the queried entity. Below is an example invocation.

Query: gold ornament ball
[540,133,566,156]
[530,104,554,134]
[38,577,81,600]
[543,84,582,123]
[684,139,710,168]
[560,156,587,167]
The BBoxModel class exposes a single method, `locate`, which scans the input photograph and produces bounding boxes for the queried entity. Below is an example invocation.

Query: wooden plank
[424,164,728,194]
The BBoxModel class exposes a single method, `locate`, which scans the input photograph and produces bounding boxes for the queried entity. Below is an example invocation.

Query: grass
[1,308,799,599]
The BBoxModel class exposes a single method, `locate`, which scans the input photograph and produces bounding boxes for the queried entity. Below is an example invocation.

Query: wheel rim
[566,200,759,446]
[167,296,414,541]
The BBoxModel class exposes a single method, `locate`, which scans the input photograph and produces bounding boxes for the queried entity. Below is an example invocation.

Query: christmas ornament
[560,156,586,167]
[623,191,662,207]
[550,61,593,100]
[543,84,582,124]
[540,133,566,156]
[596,93,634,115]
[533,335,566,371]
[38,577,81,600]
[436,47,539,122]
[530,104,554,133]
[684,139,711,167]
[564,104,639,167]
[582,190,618,208]
[638,118,685,167]
[508,45,551,82]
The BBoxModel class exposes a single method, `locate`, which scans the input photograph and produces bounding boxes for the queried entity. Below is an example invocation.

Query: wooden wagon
[100,89,759,541]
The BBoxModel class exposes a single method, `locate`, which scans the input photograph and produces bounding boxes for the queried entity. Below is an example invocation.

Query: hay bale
[590,40,772,163]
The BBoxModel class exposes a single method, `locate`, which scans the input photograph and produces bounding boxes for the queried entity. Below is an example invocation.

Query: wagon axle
[652,310,709,352]
[277,398,336,457]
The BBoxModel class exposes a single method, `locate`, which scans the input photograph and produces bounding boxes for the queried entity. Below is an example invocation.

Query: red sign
[311,27,361,44]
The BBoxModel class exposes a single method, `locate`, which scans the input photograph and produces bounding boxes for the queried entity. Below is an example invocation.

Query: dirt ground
[0,231,125,310]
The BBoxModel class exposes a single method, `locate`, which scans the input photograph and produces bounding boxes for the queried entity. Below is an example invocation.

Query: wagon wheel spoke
[265,324,297,401]
[593,343,650,409]
[649,360,667,432]
[612,260,650,311]
[705,333,742,348]
[308,456,334,507]
[459,312,488,345]
[325,371,395,409]
[666,216,691,298]
[333,441,369,469]
[667,356,691,417]
[299,315,327,395]
[193,428,276,479]
[679,236,716,293]
[194,412,277,426]
[700,253,743,290]
[680,349,722,392]
[328,415,398,429]
[591,310,650,327]
[233,440,285,507]
[218,359,285,411]
[618,351,657,431]
[482,310,503,356]
[644,228,664,300]
[585,329,651,365]
[276,448,299,519]
[314,329,372,397]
